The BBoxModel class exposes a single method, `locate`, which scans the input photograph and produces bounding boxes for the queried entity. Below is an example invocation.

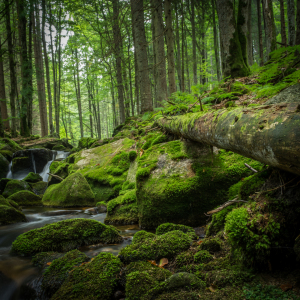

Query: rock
[11,218,123,255]
[265,83,300,105]
[42,172,95,207]
[84,207,98,215]
[199,237,222,253]
[156,223,197,240]
[0,150,13,161]
[53,144,66,151]
[114,291,125,299]
[0,138,22,153]
[11,156,31,173]
[2,180,32,198]
[97,204,107,213]
[0,153,9,180]
[194,226,206,238]
[8,190,42,206]
[51,253,122,300]
[23,172,43,183]
[31,181,48,195]
[32,252,64,268]
[48,161,69,186]
[77,137,98,150]
[0,195,26,225]
[0,178,11,194]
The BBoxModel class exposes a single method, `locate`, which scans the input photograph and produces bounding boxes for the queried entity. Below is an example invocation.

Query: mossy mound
[0,150,13,161]
[42,172,95,207]
[41,250,89,297]
[0,195,26,225]
[8,190,42,206]
[23,172,43,183]
[11,156,31,173]
[52,144,66,151]
[51,252,122,300]
[132,230,156,244]
[156,223,197,240]
[199,237,222,253]
[2,180,32,198]
[194,250,214,264]
[0,153,9,180]
[136,140,263,229]
[11,218,123,255]
[119,230,191,263]
[32,252,63,268]
[48,162,70,186]
[0,138,22,153]
[31,181,48,195]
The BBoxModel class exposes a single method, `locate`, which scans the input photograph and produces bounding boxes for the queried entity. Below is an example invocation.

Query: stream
[0,150,140,300]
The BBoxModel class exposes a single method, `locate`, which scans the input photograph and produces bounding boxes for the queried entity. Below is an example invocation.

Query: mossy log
[156,103,300,175]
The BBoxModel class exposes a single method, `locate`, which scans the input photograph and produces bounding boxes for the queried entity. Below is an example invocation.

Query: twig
[166,100,176,105]
[187,99,200,113]
[244,163,258,173]
[199,96,203,112]
[206,198,248,215]
[47,173,64,181]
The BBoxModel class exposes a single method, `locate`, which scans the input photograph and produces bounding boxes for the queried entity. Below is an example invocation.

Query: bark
[287,0,296,46]
[279,0,287,46]
[0,37,9,131]
[262,0,277,57]
[164,0,176,94]
[246,0,253,66]
[33,4,48,137]
[216,0,249,78]
[296,0,300,45]
[157,103,300,176]
[175,5,182,90]
[201,4,206,85]
[181,0,185,91]
[28,2,33,133]
[152,0,167,106]
[257,0,264,65]
[130,0,153,113]
[5,0,16,137]
[0,105,3,137]
[191,0,197,86]
[212,0,221,81]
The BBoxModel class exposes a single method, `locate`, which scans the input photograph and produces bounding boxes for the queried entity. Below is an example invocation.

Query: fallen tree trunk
[156,103,300,175]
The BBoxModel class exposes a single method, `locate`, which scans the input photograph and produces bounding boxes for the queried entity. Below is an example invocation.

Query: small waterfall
[6,161,13,179]
[31,151,36,174]
[39,151,56,182]
[55,151,69,160]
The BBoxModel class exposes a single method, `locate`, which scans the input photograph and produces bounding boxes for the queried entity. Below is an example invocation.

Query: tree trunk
[175,5,182,90]
[28,2,33,133]
[130,0,153,113]
[216,0,249,78]
[164,0,176,94]
[257,0,264,65]
[5,0,16,137]
[296,0,300,45]
[262,0,277,58]
[279,0,287,46]
[287,0,296,46]
[157,103,300,176]
[33,4,48,137]
[246,0,253,66]
[190,0,197,86]
[181,0,185,91]
[212,0,221,81]
[152,0,168,106]
[0,37,9,131]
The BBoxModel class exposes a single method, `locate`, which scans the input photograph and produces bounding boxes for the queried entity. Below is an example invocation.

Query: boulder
[0,138,22,153]
[0,178,12,194]
[11,156,31,173]
[0,150,13,161]
[42,172,95,207]
[8,190,42,206]
[0,154,9,180]
[48,161,70,186]
[97,204,107,213]
[2,180,32,198]
[23,172,43,183]
[11,218,123,255]
[31,181,48,195]
[0,195,26,225]
[265,83,300,105]
[52,144,66,151]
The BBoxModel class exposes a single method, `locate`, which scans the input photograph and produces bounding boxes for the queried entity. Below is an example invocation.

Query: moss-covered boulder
[0,178,11,194]
[52,144,66,151]
[0,150,13,161]
[0,153,9,180]
[11,218,123,255]
[41,250,89,297]
[11,156,31,173]
[2,179,32,198]
[136,139,263,229]
[119,230,191,263]
[156,223,197,240]
[0,138,22,153]
[32,252,63,268]
[23,172,43,183]
[48,161,70,186]
[0,195,26,225]
[8,190,42,206]
[42,172,95,207]
[51,252,122,300]
[31,181,48,195]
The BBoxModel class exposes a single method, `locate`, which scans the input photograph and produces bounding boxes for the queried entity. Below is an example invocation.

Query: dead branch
[206,198,248,215]
[244,163,258,173]
[47,173,64,181]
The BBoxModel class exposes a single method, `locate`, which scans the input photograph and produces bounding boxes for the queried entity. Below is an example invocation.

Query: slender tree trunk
[42,0,53,134]
[164,0,176,95]
[0,38,9,131]
[190,0,197,86]
[5,0,16,137]
[28,2,33,133]
[257,0,264,65]
[246,0,253,66]
[33,4,48,137]
[151,10,157,107]
[287,0,296,46]
[131,0,153,113]
[216,0,249,78]
[262,0,277,57]
[296,0,300,45]
[181,0,185,91]
[175,5,182,90]
[201,4,206,85]
[212,0,221,81]
[279,0,287,46]
[57,6,62,137]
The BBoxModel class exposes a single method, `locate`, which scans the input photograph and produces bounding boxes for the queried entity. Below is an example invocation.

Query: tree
[256,0,264,65]
[287,0,296,46]
[279,0,287,46]
[296,0,300,45]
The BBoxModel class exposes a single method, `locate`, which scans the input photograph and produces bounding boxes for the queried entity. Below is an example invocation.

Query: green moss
[194,250,213,264]
[52,252,122,300]
[31,181,48,195]
[2,180,32,198]
[23,172,43,183]
[32,252,63,268]
[175,251,194,268]
[53,144,66,151]
[11,157,31,173]
[199,237,222,253]
[11,218,123,255]
[0,153,9,179]
[0,138,22,152]
[0,204,26,225]
[132,230,156,244]
[8,190,42,206]
[129,150,137,161]
[156,223,197,240]
[119,230,191,263]
[0,150,13,161]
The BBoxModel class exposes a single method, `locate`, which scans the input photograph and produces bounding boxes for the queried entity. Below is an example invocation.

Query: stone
[97,204,107,213]
[265,83,300,105]
[31,181,48,195]
[11,156,31,173]
[0,150,13,161]
[0,154,9,180]
[42,172,95,207]
[84,207,98,215]
[2,180,32,198]
[23,172,43,183]
[8,190,42,206]
[0,178,12,194]
[0,195,26,225]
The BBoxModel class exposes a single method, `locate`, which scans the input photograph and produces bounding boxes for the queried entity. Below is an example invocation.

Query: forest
[0,0,300,299]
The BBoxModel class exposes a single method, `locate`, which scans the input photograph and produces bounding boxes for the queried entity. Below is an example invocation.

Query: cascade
[6,161,13,179]
[31,151,36,174]
[39,151,55,182]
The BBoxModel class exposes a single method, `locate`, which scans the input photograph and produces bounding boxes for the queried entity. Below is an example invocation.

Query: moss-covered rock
[156,223,197,240]
[8,190,42,206]
[132,230,156,244]
[0,138,22,153]
[0,178,11,194]
[11,156,31,173]
[41,250,89,297]
[0,195,26,225]
[23,172,43,183]
[42,172,95,207]
[51,252,122,300]
[52,144,66,151]
[199,237,222,253]
[0,150,13,161]
[136,140,263,229]
[194,250,214,264]
[32,252,63,268]
[11,218,123,255]
[2,180,32,198]
[31,181,48,195]
[119,230,191,263]
[0,153,9,180]
[48,162,70,186]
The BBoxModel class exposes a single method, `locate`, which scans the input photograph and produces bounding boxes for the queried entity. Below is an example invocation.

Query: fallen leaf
[147,260,157,266]
[139,149,144,157]
[46,262,51,266]
[208,286,216,292]
[159,258,168,268]
[86,269,91,272]
[197,240,203,245]
[203,169,205,172]
[280,284,293,292]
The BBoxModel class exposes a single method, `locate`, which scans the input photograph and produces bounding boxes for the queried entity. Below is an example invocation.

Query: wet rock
[84,207,98,215]
[0,178,12,194]
[11,156,31,174]
[194,226,206,238]
[97,204,107,213]
[31,181,48,195]
[23,172,43,183]
[265,83,300,105]
[0,195,26,225]
[2,180,32,198]
[0,153,9,180]
[8,191,42,206]
[0,149,13,161]
[42,210,80,216]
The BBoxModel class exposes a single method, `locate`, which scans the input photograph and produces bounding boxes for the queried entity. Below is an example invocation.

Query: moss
[132,230,156,244]
[52,252,122,300]
[0,138,22,152]
[31,181,48,195]
[2,180,32,198]
[156,223,197,240]
[41,250,90,297]
[175,251,194,268]
[42,172,95,207]
[52,144,66,151]
[50,161,60,173]
[0,204,26,225]
[0,153,9,179]
[11,218,123,255]
[129,150,137,161]
[23,172,43,183]
[11,156,31,173]
[151,134,168,146]
[88,180,115,203]
[199,238,222,253]
[32,252,63,268]
[8,190,42,206]
[0,150,13,161]
[151,291,201,300]
[194,250,213,264]
[119,230,191,263]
